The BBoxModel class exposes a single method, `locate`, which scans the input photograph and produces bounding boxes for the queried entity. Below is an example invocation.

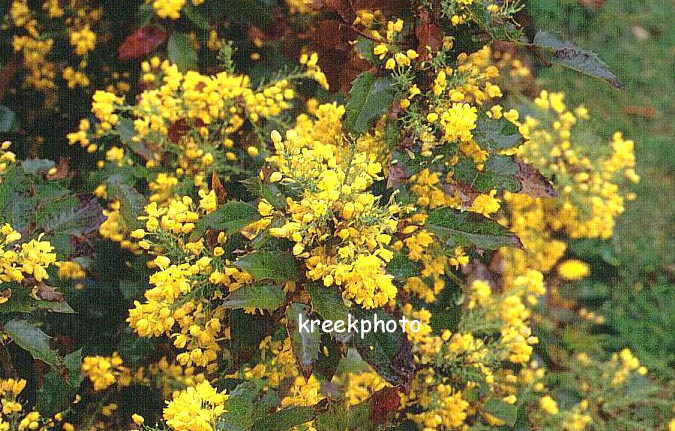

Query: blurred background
[527,0,675,378]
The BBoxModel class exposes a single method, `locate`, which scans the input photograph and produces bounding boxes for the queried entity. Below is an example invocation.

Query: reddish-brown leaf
[118,25,167,60]
[386,162,407,189]
[513,159,556,198]
[33,283,65,302]
[416,10,442,58]
[211,172,227,204]
[370,387,401,425]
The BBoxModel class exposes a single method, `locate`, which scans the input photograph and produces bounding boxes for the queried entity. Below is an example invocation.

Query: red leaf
[416,10,442,58]
[370,387,401,425]
[118,25,168,60]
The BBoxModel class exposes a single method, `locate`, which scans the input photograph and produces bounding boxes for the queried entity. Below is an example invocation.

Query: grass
[527,0,675,377]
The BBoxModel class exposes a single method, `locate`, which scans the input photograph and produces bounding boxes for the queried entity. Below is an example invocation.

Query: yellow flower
[539,395,559,415]
[557,259,590,280]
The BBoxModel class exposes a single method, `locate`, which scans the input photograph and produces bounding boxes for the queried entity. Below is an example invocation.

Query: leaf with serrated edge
[233,251,299,282]
[533,31,622,88]
[4,319,65,372]
[426,207,522,250]
[344,73,395,134]
[223,283,285,311]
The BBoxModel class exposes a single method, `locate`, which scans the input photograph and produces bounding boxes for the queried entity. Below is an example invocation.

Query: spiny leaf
[192,201,259,239]
[426,207,522,250]
[353,310,415,389]
[36,349,83,415]
[168,32,198,72]
[286,303,321,380]
[532,31,623,89]
[109,181,147,231]
[454,156,555,198]
[250,406,316,431]
[344,73,395,134]
[218,381,273,431]
[0,165,36,230]
[4,319,65,373]
[233,251,299,282]
[306,283,352,343]
[472,116,522,152]
[223,283,285,311]
[484,397,519,427]
[387,252,418,281]
[306,283,350,325]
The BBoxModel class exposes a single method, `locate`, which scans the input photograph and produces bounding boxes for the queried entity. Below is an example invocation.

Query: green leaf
[387,253,417,281]
[0,284,34,313]
[36,349,83,415]
[314,333,341,381]
[117,329,156,366]
[184,2,210,30]
[315,387,400,431]
[306,283,350,325]
[218,381,270,431]
[4,319,64,372]
[532,31,622,88]
[250,406,315,431]
[234,251,299,282]
[21,159,55,175]
[472,116,522,152]
[223,283,285,311]
[344,73,395,134]
[286,303,320,379]
[0,105,18,133]
[36,300,75,314]
[137,3,154,26]
[36,196,104,255]
[315,401,369,431]
[109,182,147,231]
[354,38,376,64]
[192,201,259,238]
[119,279,147,301]
[118,118,155,161]
[0,166,37,230]
[484,397,518,426]
[426,207,521,250]
[168,32,198,72]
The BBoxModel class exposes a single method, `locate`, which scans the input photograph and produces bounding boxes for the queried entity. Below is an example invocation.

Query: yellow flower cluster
[0,378,48,431]
[0,225,57,284]
[263,120,398,309]
[163,381,228,431]
[10,0,102,92]
[152,0,205,20]
[368,18,422,71]
[517,91,638,240]
[127,198,254,370]
[499,89,639,297]
[62,66,90,89]
[69,25,96,56]
[408,383,469,431]
[81,352,131,391]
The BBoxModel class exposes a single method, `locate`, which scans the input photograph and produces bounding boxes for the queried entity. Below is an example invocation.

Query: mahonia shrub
[0,1,674,431]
